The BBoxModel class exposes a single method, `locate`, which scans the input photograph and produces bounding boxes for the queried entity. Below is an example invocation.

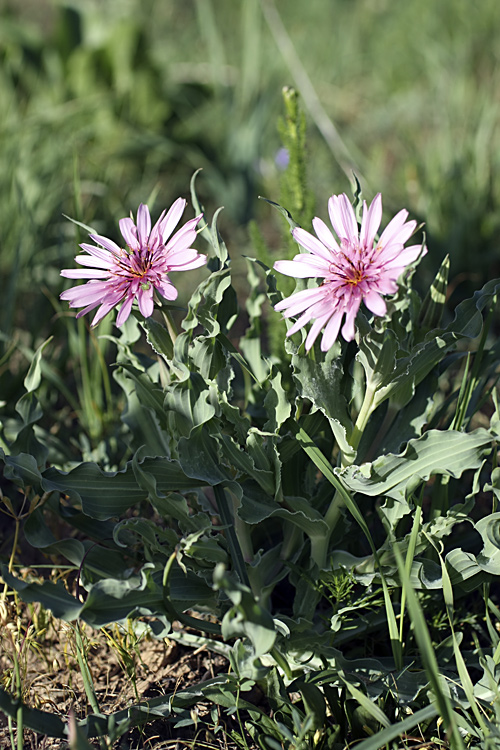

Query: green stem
[161,308,178,344]
[74,624,107,750]
[214,484,251,589]
[307,383,377,567]
[296,427,403,668]
[258,523,302,609]
[322,489,344,541]
[2,517,20,599]
[346,382,377,462]
[9,518,20,576]
[89,324,113,424]
[13,642,23,750]
[280,522,301,562]
[429,474,450,521]
[270,646,293,680]
[453,296,496,431]
[399,487,423,641]
[74,625,101,716]
[295,427,353,569]
[162,551,221,634]
[233,503,254,564]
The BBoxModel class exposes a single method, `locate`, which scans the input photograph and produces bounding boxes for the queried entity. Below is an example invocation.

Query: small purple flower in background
[274,193,426,352]
[60,200,206,327]
[274,148,290,171]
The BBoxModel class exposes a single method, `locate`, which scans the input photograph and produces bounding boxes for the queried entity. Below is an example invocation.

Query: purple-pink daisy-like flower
[273,193,426,352]
[60,200,206,327]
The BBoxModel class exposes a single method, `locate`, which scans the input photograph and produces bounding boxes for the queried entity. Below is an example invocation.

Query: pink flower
[274,193,425,352]
[60,200,206,327]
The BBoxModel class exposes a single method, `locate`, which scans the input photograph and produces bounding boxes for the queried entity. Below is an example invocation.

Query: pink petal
[359,194,382,250]
[89,233,122,255]
[119,218,140,250]
[275,286,329,316]
[286,307,316,336]
[165,229,198,257]
[61,269,109,279]
[320,310,344,351]
[382,223,417,253]
[149,209,167,248]
[373,276,399,295]
[75,301,101,318]
[79,243,114,262]
[341,294,361,341]
[293,226,333,261]
[165,216,202,252]
[167,251,207,271]
[305,313,332,352]
[328,194,358,242]
[136,204,152,246]
[312,217,341,254]
[293,254,331,271]
[160,198,187,243]
[382,243,426,269]
[273,258,328,279]
[74,255,111,269]
[156,278,178,301]
[137,286,154,318]
[377,210,410,248]
[115,296,134,327]
[61,282,109,306]
[363,290,387,317]
[91,300,120,327]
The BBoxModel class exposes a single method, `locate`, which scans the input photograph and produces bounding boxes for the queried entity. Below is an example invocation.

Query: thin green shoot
[399,486,424,642]
[297,426,403,669]
[72,624,106,750]
[392,541,465,749]
[427,532,494,745]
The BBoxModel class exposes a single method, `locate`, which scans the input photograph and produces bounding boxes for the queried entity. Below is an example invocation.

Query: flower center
[345,267,365,286]
[115,245,154,279]
[329,244,366,287]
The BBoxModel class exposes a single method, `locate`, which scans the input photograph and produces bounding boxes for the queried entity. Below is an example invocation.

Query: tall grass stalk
[398,486,424,643]
[260,0,363,183]
[392,542,465,749]
[72,625,107,750]
[297,427,403,669]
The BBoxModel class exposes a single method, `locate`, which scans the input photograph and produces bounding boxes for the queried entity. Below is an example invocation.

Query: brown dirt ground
[0,597,259,750]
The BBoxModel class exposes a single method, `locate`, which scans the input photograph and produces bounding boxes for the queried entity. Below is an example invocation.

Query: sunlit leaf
[340,428,492,500]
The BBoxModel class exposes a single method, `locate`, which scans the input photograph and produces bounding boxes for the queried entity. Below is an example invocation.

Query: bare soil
[0,598,253,749]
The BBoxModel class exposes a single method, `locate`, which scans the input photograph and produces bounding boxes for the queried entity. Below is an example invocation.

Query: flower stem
[2,516,20,599]
[346,382,377,462]
[161,308,178,344]
[305,383,378,569]
[295,427,353,569]
[214,484,251,589]
[322,488,345,540]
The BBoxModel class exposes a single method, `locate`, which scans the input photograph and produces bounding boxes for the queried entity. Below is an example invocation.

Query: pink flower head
[274,193,426,352]
[60,200,206,327]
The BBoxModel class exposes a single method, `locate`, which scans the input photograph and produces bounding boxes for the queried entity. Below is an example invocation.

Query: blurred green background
[0,0,499,451]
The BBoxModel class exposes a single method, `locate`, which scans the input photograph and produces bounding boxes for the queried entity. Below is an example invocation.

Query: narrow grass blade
[399,487,423,640]
[296,427,402,668]
[430,535,491,738]
[353,703,438,750]
[392,542,465,748]
[342,681,390,728]
[214,484,251,588]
